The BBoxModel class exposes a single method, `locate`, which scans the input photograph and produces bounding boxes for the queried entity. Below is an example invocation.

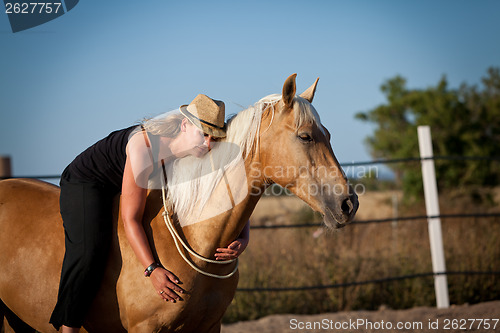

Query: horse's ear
[299,77,319,103]
[282,73,297,109]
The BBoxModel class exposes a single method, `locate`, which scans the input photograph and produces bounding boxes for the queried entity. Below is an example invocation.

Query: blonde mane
[163,94,321,225]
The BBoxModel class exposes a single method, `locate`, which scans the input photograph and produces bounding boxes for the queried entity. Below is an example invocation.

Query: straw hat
[179,94,226,138]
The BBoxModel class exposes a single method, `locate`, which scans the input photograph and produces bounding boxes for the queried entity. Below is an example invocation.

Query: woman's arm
[121,135,184,302]
[214,219,250,260]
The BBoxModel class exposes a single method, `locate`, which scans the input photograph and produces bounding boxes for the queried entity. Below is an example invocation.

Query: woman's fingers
[151,268,186,302]
[164,269,181,284]
[215,247,238,260]
[159,286,183,302]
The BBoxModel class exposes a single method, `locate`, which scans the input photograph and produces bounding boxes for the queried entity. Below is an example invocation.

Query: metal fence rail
[3,155,499,180]
[236,271,500,293]
[250,213,500,229]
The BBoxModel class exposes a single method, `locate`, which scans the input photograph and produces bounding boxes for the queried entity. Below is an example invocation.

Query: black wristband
[144,263,161,277]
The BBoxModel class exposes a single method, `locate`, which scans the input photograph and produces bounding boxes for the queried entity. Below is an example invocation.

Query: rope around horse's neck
[160,161,238,279]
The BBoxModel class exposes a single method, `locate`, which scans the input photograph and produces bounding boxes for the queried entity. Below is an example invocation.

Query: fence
[241,214,500,290]
[237,127,499,311]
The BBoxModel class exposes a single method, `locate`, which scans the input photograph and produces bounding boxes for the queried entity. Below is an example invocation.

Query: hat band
[182,109,225,130]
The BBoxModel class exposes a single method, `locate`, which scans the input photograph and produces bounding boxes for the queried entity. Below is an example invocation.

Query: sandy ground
[222,301,500,333]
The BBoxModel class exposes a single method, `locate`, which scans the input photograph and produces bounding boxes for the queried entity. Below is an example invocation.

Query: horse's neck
[182,196,259,258]
[158,154,266,261]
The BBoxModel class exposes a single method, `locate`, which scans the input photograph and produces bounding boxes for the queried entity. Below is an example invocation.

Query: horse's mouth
[322,211,350,229]
[322,195,359,229]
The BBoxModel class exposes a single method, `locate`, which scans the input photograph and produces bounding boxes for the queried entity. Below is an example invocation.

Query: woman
[50,94,250,333]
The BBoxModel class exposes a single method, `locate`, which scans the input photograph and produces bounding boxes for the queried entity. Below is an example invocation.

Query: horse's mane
[163,94,321,224]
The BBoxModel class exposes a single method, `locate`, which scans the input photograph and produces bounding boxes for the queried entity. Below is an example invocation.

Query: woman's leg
[50,180,115,330]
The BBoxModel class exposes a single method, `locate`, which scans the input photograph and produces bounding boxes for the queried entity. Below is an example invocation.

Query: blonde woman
[50,95,250,333]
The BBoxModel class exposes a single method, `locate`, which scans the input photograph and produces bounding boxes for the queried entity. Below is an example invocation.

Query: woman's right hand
[150,267,185,302]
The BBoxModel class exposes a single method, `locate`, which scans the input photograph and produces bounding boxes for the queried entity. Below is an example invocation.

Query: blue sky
[1,0,499,179]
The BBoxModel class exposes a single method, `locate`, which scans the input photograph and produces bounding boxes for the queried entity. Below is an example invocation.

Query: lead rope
[160,160,238,279]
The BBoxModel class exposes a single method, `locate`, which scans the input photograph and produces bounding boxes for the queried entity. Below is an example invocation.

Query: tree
[356,67,500,199]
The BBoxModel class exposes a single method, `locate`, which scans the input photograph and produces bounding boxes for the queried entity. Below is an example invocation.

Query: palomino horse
[0,74,358,332]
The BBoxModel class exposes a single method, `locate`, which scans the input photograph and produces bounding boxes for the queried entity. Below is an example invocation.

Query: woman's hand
[215,220,250,261]
[150,267,185,302]
[215,237,249,261]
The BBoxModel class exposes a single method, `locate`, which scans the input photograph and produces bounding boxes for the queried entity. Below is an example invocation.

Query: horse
[0,74,358,332]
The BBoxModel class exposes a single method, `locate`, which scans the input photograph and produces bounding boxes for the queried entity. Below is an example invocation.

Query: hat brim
[179,105,227,138]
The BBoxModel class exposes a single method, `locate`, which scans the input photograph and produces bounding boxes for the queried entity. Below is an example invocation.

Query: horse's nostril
[341,198,353,215]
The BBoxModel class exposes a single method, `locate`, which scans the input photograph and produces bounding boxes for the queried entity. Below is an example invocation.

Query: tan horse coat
[0,74,358,332]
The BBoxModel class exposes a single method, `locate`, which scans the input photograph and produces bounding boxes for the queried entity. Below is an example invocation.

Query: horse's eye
[298,133,313,142]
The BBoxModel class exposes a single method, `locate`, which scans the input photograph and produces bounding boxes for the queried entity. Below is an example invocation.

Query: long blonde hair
[140,112,185,137]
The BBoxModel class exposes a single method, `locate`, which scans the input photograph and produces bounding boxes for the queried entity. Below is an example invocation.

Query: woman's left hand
[215,238,248,261]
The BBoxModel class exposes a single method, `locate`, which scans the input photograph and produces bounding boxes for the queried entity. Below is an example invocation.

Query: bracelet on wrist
[144,262,162,277]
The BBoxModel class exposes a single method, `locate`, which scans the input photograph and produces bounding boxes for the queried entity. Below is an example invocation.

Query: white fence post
[417,126,450,309]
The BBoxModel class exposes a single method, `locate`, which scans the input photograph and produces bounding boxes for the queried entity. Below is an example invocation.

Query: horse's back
[0,178,64,332]
[0,178,60,214]
[0,178,62,244]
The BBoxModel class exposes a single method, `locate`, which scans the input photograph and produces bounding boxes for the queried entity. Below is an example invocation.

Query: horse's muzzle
[323,192,359,229]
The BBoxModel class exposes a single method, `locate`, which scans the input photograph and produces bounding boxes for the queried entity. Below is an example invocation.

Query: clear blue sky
[1,0,499,179]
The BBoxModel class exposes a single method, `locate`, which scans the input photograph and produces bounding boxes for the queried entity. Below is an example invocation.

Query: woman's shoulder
[126,130,150,156]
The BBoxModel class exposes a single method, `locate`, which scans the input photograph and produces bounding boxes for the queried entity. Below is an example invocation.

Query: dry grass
[223,188,500,323]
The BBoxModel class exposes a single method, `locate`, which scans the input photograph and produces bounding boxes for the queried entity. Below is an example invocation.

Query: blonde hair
[140,112,185,137]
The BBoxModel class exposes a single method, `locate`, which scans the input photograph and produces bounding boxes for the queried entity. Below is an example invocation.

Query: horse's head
[257,74,358,229]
